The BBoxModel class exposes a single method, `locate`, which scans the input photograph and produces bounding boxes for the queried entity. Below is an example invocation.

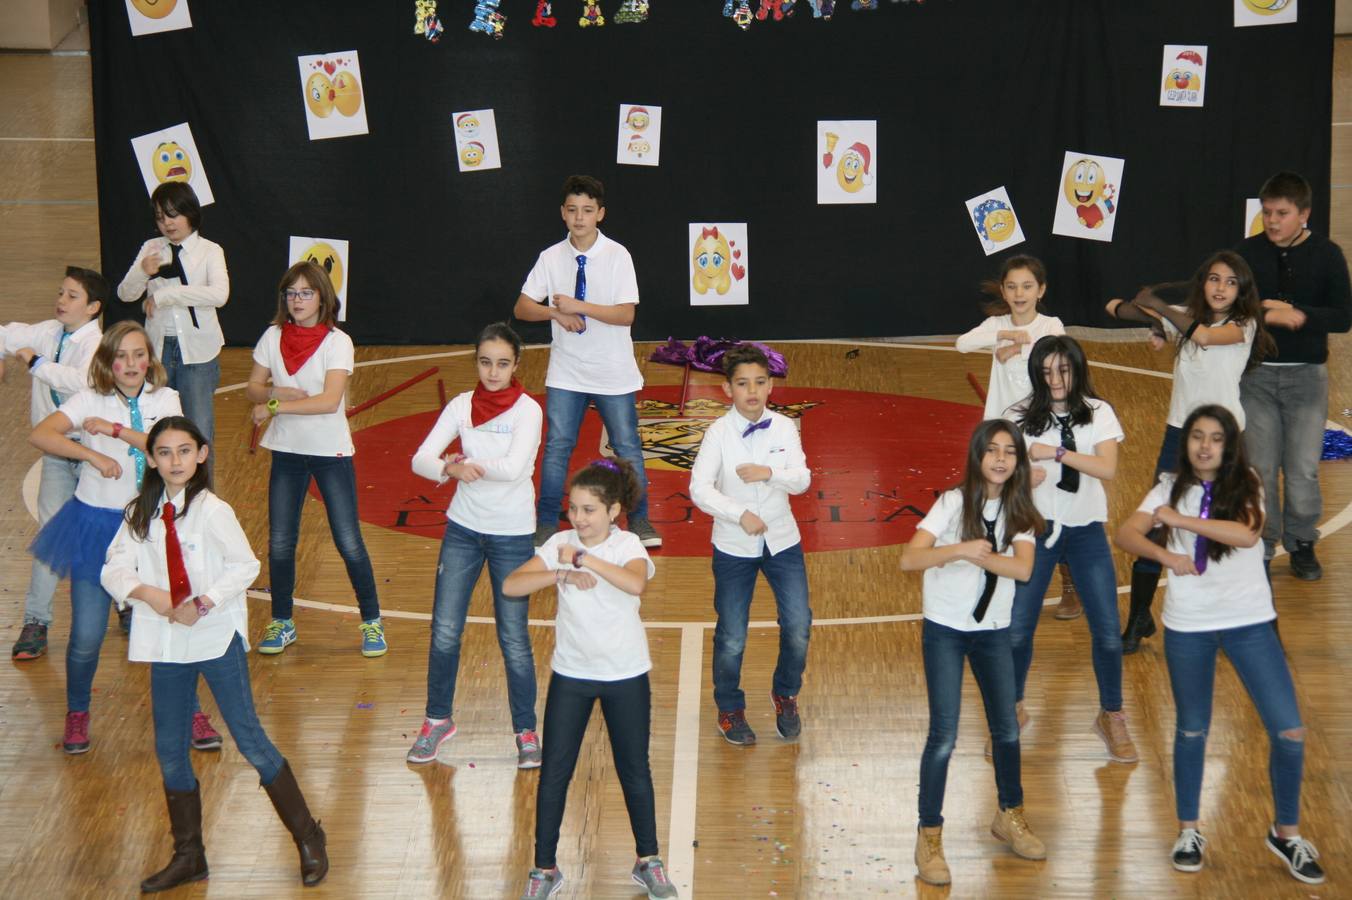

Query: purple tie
[742,418,771,439]
[1193,481,1215,574]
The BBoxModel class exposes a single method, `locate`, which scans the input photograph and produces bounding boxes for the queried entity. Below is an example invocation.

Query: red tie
[162,502,192,608]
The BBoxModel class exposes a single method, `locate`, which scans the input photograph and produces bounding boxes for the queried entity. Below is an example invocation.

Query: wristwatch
[572,548,587,568]
[27,354,43,370]
[193,596,210,617]
[1054,446,1067,463]
[267,398,280,416]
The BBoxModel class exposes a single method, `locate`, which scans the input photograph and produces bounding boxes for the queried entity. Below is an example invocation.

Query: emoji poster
[616,104,662,167]
[1235,0,1296,27]
[129,122,214,206]
[288,236,350,322]
[817,120,877,205]
[297,52,369,141]
[1160,45,1207,107]
[689,223,749,307]
[452,109,502,172]
[125,0,192,36]
[1244,198,1265,238]
[1051,151,1124,243]
[966,187,1026,256]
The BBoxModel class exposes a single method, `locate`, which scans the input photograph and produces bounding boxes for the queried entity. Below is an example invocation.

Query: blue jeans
[268,451,380,621]
[918,619,1023,827]
[23,454,80,625]
[152,633,285,792]
[1241,363,1329,555]
[1010,522,1123,711]
[711,542,812,711]
[426,520,537,730]
[536,387,649,525]
[160,336,219,469]
[1164,622,1303,825]
[1132,425,1182,578]
[67,577,113,712]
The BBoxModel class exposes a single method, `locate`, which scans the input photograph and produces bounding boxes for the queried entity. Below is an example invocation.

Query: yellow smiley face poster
[125,0,192,36]
[1234,0,1296,26]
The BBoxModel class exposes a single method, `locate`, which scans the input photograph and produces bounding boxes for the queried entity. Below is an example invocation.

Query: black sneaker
[116,603,133,635]
[1171,828,1207,872]
[1288,541,1322,581]
[12,622,48,660]
[771,693,801,740]
[1266,827,1324,884]
[629,517,662,549]
[717,709,756,745]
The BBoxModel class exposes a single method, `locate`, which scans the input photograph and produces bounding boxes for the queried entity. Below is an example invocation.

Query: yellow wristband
[267,398,280,416]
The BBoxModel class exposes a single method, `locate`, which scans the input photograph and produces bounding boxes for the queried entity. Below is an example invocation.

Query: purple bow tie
[742,418,771,439]
[1193,481,1215,574]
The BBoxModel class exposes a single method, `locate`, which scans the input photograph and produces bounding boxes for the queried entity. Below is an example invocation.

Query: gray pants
[1239,363,1328,556]
[24,454,82,625]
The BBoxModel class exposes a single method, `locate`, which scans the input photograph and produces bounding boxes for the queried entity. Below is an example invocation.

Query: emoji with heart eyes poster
[689,223,749,306]
[297,52,369,140]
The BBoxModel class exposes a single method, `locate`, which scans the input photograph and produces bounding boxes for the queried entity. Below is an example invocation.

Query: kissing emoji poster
[298,52,369,141]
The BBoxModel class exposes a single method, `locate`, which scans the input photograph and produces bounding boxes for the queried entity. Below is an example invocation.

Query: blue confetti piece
[1322,428,1352,461]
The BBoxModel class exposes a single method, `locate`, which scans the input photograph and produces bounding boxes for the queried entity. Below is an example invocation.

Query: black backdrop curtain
[90,1,1333,346]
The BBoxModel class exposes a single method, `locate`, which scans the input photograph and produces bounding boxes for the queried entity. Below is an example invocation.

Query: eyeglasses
[284,289,317,301]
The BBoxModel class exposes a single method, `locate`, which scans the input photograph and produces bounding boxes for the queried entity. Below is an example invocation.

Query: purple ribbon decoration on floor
[648,336,789,378]
[1322,428,1352,460]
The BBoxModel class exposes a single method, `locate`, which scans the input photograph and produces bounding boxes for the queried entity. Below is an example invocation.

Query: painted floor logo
[345,385,981,555]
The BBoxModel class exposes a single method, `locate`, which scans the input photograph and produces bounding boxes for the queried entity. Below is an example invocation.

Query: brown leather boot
[1054,562,1082,619]
[141,784,208,893]
[263,760,329,886]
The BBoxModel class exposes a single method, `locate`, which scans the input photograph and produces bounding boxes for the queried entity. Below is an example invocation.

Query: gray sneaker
[534,522,559,547]
[629,517,662,548]
[516,729,542,769]
[406,718,457,764]
[520,867,564,899]
[632,855,678,898]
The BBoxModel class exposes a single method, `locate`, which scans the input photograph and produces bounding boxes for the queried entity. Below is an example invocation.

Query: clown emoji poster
[616,104,662,167]
[1160,46,1207,107]
[966,187,1026,256]
[125,0,192,36]
[817,121,877,205]
[689,223,749,306]
[129,122,214,206]
[452,109,502,173]
[1051,151,1124,243]
[1235,0,1296,27]
[288,237,350,322]
[1244,198,1265,238]
[297,52,369,141]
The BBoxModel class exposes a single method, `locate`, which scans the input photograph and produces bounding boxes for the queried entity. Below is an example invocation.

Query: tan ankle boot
[991,805,1047,860]
[1054,563,1082,619]
[915,825,951,885]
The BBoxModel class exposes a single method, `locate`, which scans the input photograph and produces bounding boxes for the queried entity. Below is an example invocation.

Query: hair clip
[590,458,621,473]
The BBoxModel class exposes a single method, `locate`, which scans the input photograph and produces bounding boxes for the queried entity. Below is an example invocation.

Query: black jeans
[534,671,658,868]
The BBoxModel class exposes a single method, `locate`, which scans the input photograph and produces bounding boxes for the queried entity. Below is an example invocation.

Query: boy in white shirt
[513,175,660,549]
[2,266,106,660]
[690,344,812,745]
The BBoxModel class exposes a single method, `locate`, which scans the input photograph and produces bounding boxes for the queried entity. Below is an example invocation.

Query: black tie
[1055,414,1079,493]
[972,515,999,623]
[158,244,199,328]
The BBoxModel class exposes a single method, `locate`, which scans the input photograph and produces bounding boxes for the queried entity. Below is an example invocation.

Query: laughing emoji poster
[129,122,214,206]
[1051,151,1124,243]
[1235,0,1296,26]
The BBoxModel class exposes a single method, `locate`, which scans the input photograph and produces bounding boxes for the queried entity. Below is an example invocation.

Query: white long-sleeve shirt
[689,408,811,558]
[955,313,1065,418]
[117,231,229,364]
[410,390,542,536]
[101,489,260,663]
[57,386,182,508]
[1,318,101,428]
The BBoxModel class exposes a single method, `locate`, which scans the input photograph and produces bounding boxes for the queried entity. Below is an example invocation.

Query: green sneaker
[257,618,296,654]
[360,618,388,657]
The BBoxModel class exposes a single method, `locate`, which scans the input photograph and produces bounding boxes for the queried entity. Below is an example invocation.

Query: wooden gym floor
[2,36,1352,900]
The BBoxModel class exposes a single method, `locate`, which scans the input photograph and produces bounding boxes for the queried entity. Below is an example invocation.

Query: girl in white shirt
[29,320,193,756]
[102,417,328,892]
[247,261,385,656]
[1106,250,1274,653]
[900,419,1046,887]
[956,255,1065,419]
[406,323,543,769]
[503,459,677,900]
[1114,405,1323,885]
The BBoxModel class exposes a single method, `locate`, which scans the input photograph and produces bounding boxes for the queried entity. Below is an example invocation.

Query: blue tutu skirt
[30,497,125,583]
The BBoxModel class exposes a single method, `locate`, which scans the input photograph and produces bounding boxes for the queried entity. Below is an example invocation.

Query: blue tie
[49,330,72,408]
[573,255,588,333]
[127,396,146,488]
[742,418,771,439]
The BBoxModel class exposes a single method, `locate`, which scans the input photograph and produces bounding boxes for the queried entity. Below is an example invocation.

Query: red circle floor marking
[343,385,981,556]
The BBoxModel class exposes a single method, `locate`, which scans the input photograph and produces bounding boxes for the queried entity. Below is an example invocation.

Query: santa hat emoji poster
[817,120,877,205]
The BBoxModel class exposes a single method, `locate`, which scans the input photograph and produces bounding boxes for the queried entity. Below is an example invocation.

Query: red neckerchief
[280,322,331,375]
[470,377,524,426]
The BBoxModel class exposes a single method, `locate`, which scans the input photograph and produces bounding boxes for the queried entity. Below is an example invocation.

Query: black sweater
[1236,232,1352,365]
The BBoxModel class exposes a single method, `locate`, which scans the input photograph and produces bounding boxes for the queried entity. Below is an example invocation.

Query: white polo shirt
[1161,312,1256,429]
[57,386,182,509]
[1,318,102,429]
[916,490,1035,632]
[689,408,811,558]
[520,230,643,395]
[956,313,1066,418]
[537,527,655,681]
[252,326,355,457]
[102,489,259,663]
[411,390,542,536]
[1139,475,1275,633]
[1005,398,1124,527]
[117,231,229,364]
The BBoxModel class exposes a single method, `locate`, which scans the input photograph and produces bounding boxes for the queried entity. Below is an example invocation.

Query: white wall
[0,0,83,50]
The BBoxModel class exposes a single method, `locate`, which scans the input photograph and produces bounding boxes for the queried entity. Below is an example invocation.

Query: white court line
[0,136,94,142]
[667,625,704,899]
